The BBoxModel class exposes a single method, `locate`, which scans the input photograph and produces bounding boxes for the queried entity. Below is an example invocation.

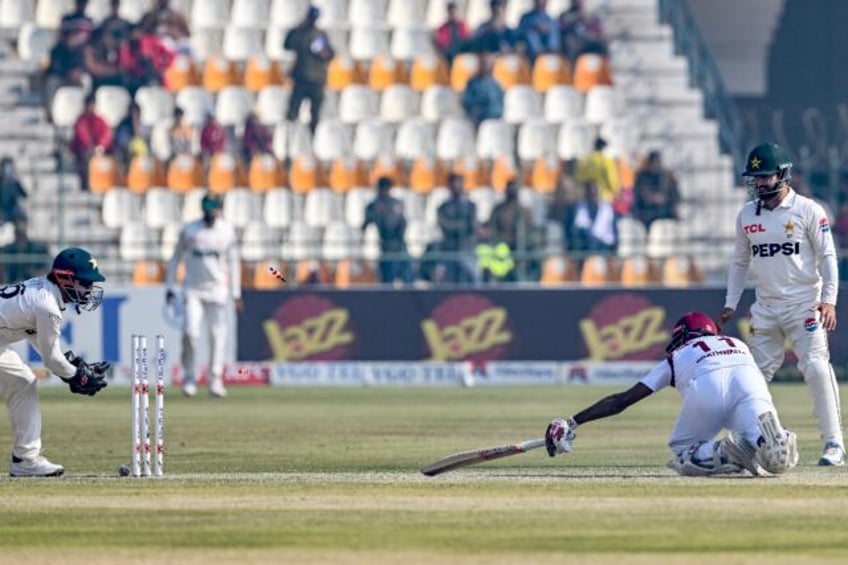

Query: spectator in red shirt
[199,112,226,164]
[69,95,112,191]
[241,113,272,166]
[434,1,470,62]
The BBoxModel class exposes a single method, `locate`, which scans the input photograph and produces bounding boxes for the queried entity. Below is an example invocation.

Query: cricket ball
[118,464,130,477]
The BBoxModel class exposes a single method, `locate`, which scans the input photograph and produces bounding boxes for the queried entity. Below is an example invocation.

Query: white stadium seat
[265,26,294,62]
[338,85,379,124]
[182,188,206,222]
[517,118,554,161]
[349,27,390,62]
[160,222,181,261]
[144,188,181,230]
[135,86,175,128]
[503,86,542,125]
[405,219,438,259]
[283,220,321,260]
[348,0,387,28]
[230,0,269,28]
[223,26,264,61]
[16,23,55,65]
[102,189,141,230]
[256,86,291,126]
[51,86,86,128]
[436,117,475,162]
[323,221,361,261]
[1,0,33,29]
[95,85,132,128]
[119,221,157,261]
[390,27,434,62]
[419,85,461,122]
[476,119,514,160]
[584,85,621,125]
[379,84,419,123]
[468,187,498,224]
[544,85,584,123]
[241,223,282,262]
[557,120,593,160]
[424,186,450,227]
[391,187,425,222]
[315,0,347,28]
[263,188,300,229]
[214,86,253,128]
[35,0,71,29]
[387,0,426,28]
[272,121,313,160]
[616,217,648,258]
[344,187,376,228]
[313,118,352,162]
[191,0,229,29]
[303,188,344,228]
[395,118,435,161]
[176,87,214,127]
[223,188,262,228]
[353,119,392,162]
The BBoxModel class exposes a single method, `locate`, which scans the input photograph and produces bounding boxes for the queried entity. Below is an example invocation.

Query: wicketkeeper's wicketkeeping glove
[62,351,110,396]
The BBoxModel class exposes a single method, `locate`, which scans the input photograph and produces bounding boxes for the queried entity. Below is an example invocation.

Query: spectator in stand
[169,107,196,157]
[0,157,27,223]
[434,1,470,62]
[60,0,94,42]
[43,30,87,118]
[69,94,112,191]
[575,137,620,204]
[471,0,518,54]
[284,5,334,135]
[98,0,133,45]
[558,0,606,62]
[241,113,272,166]
[117,22,176,94]
[547,161,582,225]
[0,222,50,284]
[139,0,192,56]
[461,53,504,129]
[199,112,226,163]
[632,150,680,229]
[438,172,478,284]
[517,0,560,61]
[114,102,148,170]
[487,178,537,282]
[565,181,617,257]
[361,176,413,285]
[83,27,124,91]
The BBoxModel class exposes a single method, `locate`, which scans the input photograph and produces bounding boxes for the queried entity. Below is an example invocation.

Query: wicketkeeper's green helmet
[51,247,105,311]
[742,142,793,178]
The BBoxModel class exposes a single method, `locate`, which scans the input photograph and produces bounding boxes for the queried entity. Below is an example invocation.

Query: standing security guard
[717,142,843,466]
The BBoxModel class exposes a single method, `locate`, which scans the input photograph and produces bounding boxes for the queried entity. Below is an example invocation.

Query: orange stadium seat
[369,155,404,186]
[580,254,613,286]
[132,260,166,286]
[166,154,203,193]
[327,55,365,92]
[450,53,479,91]
[408,156,441,194]
[244,56,284,92]
[164,54,198,92]
[207,152,239,193]
[661,256,702,287]
[572,53,613,93]
[452,157,487,190]
[126,155,161,194]
[619,256,653,287]
[410,54,449,92]
[334,259,377,288]
[540,255,578,285]
[532,54,572,92]
[295,259,332,285]
[202,55,239,93]
[248,153,284,193]
[490,156,518,192]
[88,154,117,194]
[368,54,409,91]
[253,260,288,289]
[289,155,319,193]
[328,157,361,193]
[493,54,531,90]
[530,156,561,193]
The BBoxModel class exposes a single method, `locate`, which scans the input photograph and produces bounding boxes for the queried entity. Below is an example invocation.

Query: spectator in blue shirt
[518,0,560,61]
[471,0,518,54]
[461,53,504,129]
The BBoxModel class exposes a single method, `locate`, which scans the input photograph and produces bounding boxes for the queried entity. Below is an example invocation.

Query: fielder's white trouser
[181,294,228,386]
[748,300,843,446]
[668,366,778,460]
[0,348,42,461]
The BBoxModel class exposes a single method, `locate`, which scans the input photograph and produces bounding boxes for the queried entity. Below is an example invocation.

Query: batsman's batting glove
[62,352,108,396]
[545,417,577,457]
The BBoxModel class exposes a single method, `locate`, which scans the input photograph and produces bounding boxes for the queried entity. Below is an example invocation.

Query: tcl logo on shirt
[743,223,766,233]
[751,242,800,257]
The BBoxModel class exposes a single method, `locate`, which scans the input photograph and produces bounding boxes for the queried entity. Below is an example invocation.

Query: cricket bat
[420,438,547,476]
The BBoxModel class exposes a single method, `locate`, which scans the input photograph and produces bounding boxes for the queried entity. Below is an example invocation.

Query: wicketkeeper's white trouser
[181,294,228,385]
[0,347,43,460]
[668,365,777,456]
[748,299,843,447]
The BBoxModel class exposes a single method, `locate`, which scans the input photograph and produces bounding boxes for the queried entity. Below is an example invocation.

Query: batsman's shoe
[720,435,762,476]
[10,455,64,477]
[818,441,845,466]
[209,379,227,398]
[667,441,743,477]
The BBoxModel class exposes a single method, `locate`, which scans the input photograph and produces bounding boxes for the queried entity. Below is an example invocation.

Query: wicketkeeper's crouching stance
[546,312,799,476]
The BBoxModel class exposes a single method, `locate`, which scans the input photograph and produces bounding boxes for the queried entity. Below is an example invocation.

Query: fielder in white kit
[717,142,844,466]
[545,312,799,476]
[166,192,242,398]
[0,247,110,477]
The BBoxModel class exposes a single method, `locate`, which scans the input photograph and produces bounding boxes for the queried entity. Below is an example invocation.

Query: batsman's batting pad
[756,412,799,474]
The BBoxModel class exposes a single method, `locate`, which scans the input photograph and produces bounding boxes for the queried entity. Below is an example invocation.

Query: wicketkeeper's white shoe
[209,379,227,398]
[182,382,197,397]
[818,442,845,466]
[10,455,64,477]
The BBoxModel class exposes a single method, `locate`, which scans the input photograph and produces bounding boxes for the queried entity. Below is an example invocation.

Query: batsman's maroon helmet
[666,312,718,353]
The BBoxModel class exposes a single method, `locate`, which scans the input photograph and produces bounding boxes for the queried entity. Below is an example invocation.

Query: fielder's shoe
[818,441,845,466]
[182,381,197,398]
[209,379,227,398]
[10,455,64,477]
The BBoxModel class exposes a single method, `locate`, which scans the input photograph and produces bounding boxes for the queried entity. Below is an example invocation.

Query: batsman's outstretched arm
[546,383,654,457]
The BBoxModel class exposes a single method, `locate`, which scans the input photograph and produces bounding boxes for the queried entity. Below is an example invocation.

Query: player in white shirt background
[0,247,110,477]
[717,142,844,466]
[165,192,242,398]
[545,312,799,477]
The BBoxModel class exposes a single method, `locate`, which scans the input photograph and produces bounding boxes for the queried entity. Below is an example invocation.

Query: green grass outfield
[0,384,846,564]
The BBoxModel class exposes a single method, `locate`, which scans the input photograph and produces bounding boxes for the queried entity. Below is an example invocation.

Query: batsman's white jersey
[725,189,838,309]
[165,219,241,304]
[640,335,776,452]
[0,278,77,459]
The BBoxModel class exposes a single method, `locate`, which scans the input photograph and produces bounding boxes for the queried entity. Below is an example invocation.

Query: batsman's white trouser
[0,348,42,460]
[668,365,777,458]
[748,300,843,446]
[181,294,228,385]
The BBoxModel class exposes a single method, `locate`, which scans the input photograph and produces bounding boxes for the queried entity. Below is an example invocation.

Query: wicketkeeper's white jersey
[640,334,759,396]
[0,278,76,379]
[724,189,838,309]
[166,219,241,304]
